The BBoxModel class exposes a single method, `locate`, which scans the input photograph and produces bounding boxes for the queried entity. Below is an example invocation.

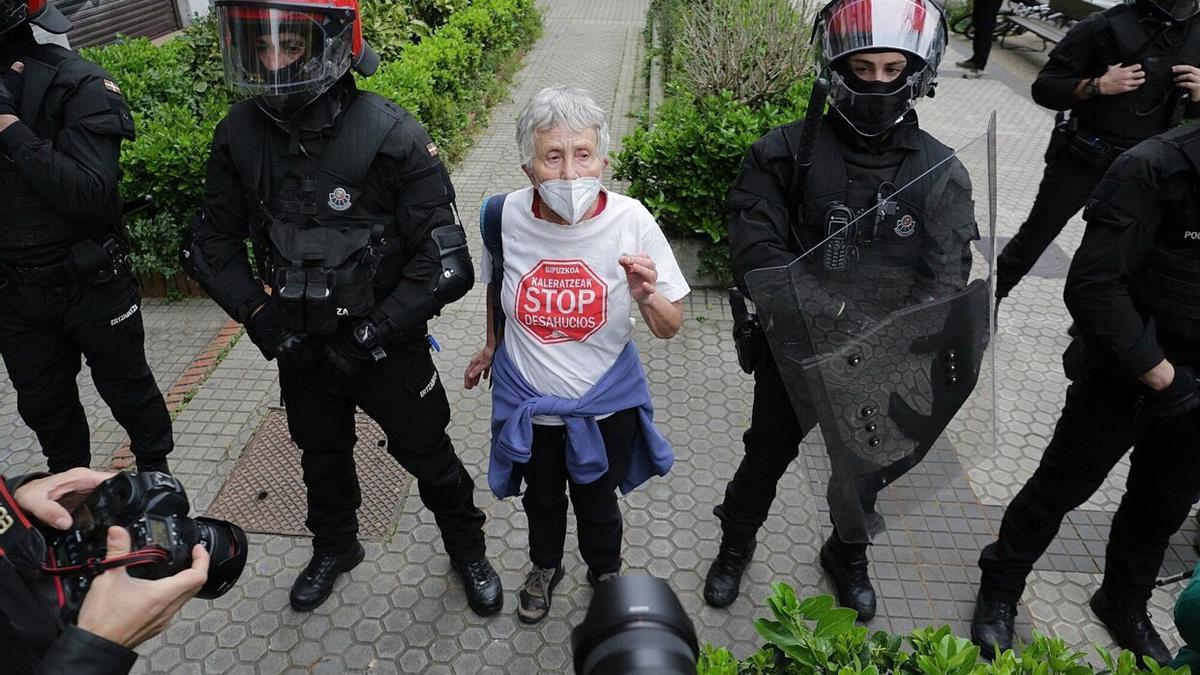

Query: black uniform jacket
[0,28,135,266]
[194,77,456,337]
[727,113,976,306]
[1031,5,1200,145]
[1068,128,1200,377]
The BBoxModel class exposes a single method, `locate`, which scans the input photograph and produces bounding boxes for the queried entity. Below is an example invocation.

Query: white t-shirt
[482,187,690,424]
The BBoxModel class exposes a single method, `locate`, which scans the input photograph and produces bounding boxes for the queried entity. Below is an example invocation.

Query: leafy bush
[407,0,469,28]
[676,0,814,107]
[698,583,1190,675]
[359,0,427,62]
[621,0,818,284]
[615,80,813,282]
[78,0,538,280]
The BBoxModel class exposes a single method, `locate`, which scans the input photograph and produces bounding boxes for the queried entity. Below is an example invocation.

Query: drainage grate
[206,408,410,539]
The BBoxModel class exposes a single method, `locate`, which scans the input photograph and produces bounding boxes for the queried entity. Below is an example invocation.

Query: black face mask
[829,63,921,137]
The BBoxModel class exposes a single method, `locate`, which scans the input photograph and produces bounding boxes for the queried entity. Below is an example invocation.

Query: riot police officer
[994,0,1200,303]
[705,0,980,618]
[0,2,173,474]
[971,126,1200,665]
[186,0,502,615]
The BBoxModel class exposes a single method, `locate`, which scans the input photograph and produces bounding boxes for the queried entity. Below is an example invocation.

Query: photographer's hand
[13,468,115,530]
[76,526,209,649]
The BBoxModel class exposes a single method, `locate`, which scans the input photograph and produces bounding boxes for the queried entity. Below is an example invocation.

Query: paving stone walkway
[1,2,1196,672]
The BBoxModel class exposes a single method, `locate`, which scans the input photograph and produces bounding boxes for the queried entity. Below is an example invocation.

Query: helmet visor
[819,0,946,67]
[216,3,353,98]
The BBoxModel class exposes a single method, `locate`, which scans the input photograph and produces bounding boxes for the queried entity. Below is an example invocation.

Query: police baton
[796,76,831,180]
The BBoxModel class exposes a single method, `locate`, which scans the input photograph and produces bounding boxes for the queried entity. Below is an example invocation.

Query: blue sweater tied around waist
[488,340,674,499]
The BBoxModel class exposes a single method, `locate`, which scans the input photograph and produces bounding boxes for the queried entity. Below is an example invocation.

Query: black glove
[244,302,308,362]
[0,67,22,117]
[322,320,384,379]
[1145,365,1200,418]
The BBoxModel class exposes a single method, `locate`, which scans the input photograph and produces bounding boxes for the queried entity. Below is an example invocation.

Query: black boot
[970,589,1017,660]
[289,541,366,611]
[1089,588,1171,666]
[704,539,756,608]
[451,557,503,617]
[136,458,171,475]
[819,538,876,621]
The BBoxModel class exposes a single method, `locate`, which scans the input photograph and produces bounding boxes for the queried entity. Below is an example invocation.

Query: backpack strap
[479,192,508,340]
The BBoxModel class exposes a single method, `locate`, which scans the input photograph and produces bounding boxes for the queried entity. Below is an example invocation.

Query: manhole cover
[206,408,410,538]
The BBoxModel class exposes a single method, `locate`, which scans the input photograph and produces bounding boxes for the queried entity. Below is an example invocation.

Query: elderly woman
[463,86,690,624]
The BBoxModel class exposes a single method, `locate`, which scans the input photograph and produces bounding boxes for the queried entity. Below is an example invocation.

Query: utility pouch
[68,238,125,285]
[304,268,338,335]
[1066,128,1123,168]
[729,287,766,375]
[333,265,374,318]
[1045,111,1077,163]
[278,269,307,333]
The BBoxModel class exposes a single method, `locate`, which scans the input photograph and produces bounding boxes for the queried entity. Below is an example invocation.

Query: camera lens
[570,576,698,675]
[189,517,249,599]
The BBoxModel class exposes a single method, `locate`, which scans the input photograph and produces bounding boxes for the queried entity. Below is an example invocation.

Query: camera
[571,576,699,675]
[40,471,248,623]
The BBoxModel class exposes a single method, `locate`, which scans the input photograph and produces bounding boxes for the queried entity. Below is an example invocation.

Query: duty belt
[0,239,131,287]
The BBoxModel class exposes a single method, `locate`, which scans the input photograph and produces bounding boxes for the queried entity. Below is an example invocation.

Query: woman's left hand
[619,253,658,304]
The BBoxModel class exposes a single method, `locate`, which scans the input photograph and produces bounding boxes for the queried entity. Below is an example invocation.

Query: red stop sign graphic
[514,259,608,344]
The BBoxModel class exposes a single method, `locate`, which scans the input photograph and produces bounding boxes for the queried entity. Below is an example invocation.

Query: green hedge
[82,0,539,280]
[615,81,813,282]
[701,584,1189,675]
[615,0,816,284]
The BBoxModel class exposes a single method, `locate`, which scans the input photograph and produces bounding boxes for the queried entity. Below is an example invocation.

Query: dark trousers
[522,408,637,574]
[716,356,821,545]
[0,273,172,472]
[278,337,486,560]
[995,150,1112,300]
[979,375,1200,604]
[970,0,1005,68]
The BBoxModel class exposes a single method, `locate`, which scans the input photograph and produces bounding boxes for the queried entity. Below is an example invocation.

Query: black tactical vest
[225,92,406,333]
[0,44,123,254]
[1076,7,1200,144]
[1129,127,1200,346]
[795,123,955,312]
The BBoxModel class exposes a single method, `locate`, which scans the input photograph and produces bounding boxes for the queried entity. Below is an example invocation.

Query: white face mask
[536,177,604,224]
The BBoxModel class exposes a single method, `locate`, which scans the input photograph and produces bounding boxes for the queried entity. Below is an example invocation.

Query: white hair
[516,86,611,167]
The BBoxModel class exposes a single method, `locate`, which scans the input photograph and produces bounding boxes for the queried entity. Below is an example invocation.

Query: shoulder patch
[102,79,122,95]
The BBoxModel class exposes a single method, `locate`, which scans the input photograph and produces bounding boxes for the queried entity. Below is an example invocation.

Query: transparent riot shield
[746,116,998,544]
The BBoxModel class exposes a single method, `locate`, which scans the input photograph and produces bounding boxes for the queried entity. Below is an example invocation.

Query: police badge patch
[328,187,352,211]
[894,214,916,238]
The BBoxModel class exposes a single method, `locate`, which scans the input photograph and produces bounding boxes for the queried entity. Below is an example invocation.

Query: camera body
[43,472,247,623]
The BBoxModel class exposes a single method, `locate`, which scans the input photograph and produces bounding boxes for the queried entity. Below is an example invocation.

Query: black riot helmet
[0,0,70,36]
[1131,0,1200,23]
[215,0,380,123]
[814,0,947,137]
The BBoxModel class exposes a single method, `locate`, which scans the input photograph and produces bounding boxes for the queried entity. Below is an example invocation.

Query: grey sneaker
[956,59,984,79]
[517,565,564,624]
[586,569,620,588]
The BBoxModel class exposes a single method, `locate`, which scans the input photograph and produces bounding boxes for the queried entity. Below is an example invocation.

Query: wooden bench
[1001,13,1068,49]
